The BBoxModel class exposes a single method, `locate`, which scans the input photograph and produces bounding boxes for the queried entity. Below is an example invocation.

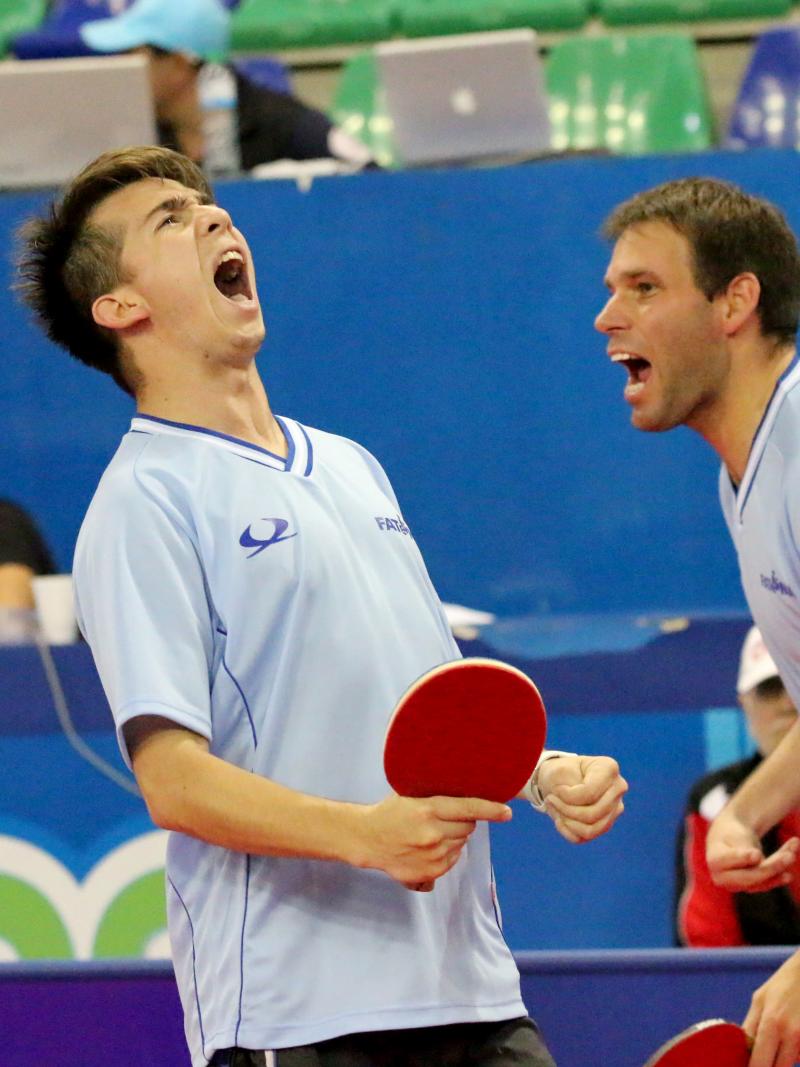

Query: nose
[594,291,626,335]
[197,202,234,236]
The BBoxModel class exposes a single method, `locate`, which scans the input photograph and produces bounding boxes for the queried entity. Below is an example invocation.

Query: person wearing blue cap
[80,0,374,172]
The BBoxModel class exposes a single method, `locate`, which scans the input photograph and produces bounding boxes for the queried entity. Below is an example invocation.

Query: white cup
[31,574,78,645]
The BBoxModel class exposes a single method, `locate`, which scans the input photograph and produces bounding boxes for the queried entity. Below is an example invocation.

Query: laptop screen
[0,54,157,190]
[376,29,553,167]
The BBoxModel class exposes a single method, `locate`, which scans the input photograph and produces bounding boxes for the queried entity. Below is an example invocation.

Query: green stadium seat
[330,50,398,167]
[545,33,713,154]
[398,0,589,36]
[0,0,47,56]
[231,0,395,51]
[599,0,788,25]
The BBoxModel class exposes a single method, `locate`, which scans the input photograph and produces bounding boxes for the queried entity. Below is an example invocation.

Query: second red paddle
[642,1019,751,1067]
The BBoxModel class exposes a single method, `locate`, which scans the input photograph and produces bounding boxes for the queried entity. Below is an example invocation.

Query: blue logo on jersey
[374,515,410,535]
[760,571,796,598]
[240,518,298,558]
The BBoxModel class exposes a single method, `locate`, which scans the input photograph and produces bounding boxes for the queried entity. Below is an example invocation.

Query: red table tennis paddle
[383,657,547,803]
[642,1019,751,1067]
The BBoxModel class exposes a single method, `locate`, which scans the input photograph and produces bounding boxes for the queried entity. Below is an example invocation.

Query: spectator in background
[79,0,374,174]
[675,626,800,947]
[0,499,56,643]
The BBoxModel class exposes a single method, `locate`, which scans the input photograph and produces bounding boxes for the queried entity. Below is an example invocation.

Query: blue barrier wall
[3,950,794,1067]
[9,149,800,614]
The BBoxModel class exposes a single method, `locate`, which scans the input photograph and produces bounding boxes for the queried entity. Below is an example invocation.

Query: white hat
[737,625,780,695]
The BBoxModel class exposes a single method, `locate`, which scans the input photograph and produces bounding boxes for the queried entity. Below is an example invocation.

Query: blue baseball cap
[80,0,231,62]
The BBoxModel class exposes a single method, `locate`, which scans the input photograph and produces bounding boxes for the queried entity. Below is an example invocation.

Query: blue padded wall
[4,151,792,615]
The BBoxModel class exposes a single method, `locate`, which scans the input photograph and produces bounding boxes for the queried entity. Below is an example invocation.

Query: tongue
[625,361,651,401]
[214,262,245,300]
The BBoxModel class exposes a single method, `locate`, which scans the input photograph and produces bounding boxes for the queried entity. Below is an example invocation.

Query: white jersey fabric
[719,357,800,707]
[73,414,525,1066]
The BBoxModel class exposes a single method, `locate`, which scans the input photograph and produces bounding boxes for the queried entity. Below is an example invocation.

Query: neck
[135,356,286,457]
[693,340,794,484]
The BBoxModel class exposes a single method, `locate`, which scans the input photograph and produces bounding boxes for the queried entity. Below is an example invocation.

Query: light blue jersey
[74,414,525,1066]
[719,358,800,706]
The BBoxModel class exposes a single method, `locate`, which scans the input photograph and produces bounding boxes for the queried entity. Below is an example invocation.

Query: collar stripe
[737,356,800,517]
[130,413,310,475]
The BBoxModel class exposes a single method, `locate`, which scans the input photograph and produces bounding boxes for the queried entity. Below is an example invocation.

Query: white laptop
[375,29,553,167]
[0,54,157,189]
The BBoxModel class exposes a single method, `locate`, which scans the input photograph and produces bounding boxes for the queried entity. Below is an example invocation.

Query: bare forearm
[134,727,369,865]
[726,720,800,834]
[127,718,526,888]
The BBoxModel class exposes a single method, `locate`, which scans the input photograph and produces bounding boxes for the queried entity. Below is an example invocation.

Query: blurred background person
[0,499,56,643]
[675,626,800,946]
[79,0,374,174]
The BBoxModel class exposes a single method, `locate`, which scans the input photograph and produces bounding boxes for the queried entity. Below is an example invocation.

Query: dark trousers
[212,1017,557,1067]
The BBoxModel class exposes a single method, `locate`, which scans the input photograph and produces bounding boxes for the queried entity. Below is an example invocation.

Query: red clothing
[675,755,800,947]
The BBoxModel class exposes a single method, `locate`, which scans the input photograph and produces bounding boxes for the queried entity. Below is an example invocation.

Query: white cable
[35,635,140,797]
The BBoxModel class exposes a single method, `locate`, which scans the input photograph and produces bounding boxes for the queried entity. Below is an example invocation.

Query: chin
[232,321,266,350]
[630,406,685,434]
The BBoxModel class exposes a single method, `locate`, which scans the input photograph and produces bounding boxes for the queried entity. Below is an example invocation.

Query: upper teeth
[219,250,243,266]
[611,353,634,362]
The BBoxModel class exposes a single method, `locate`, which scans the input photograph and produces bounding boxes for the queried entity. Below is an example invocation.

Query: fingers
[741,952,800,1067]
[369,794,503,889]
[553,758,628,807]
[429,797,513,824]
[401,836,471,891]
[548,797,626,843]
[746,999,800,1067]
[711,840,799,892]
[547,784,626,826]
[546,776,628,837]
[743,994,763,1046]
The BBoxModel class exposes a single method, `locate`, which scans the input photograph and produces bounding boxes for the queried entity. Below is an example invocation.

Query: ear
[720,272,761,337]
[92,288,150,333]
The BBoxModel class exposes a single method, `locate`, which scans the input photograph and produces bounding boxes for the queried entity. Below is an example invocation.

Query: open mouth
[213,250,253,304]
[611,353,652,395]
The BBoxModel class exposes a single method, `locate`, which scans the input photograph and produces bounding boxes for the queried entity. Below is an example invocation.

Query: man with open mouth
[597,177,800,1067]
[16,145,627,1067]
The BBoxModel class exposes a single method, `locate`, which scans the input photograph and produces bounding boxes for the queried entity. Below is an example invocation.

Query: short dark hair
[16,145,213,395]
[603,177,800,345]
[753,675,786,701]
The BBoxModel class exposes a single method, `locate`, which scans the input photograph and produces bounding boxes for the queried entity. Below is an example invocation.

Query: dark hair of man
[603,177,800,346]
[753,675,786,701]
[16,145,213,396]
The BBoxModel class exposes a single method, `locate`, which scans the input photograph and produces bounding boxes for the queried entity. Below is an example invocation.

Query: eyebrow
[604,268,661,289]
[141,193,211,228]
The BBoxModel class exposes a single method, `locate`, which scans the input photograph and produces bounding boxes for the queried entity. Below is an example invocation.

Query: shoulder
[298,420,386,471]
[78,430,197,544]
[297,419,400,503]
[768,364,800,463]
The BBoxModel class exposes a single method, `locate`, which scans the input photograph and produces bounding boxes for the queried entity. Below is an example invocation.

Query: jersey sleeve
[73,467,215,769]
[676,811,745,947]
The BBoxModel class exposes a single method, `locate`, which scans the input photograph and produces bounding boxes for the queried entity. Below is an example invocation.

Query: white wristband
[526,750,578,812]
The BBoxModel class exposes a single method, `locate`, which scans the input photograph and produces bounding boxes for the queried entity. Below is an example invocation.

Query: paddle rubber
[642,1019,751,1067]
[383,657,547,803]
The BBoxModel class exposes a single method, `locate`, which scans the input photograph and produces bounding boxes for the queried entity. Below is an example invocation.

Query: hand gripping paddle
[383,657,547,803]
[642,1020,751,1067]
